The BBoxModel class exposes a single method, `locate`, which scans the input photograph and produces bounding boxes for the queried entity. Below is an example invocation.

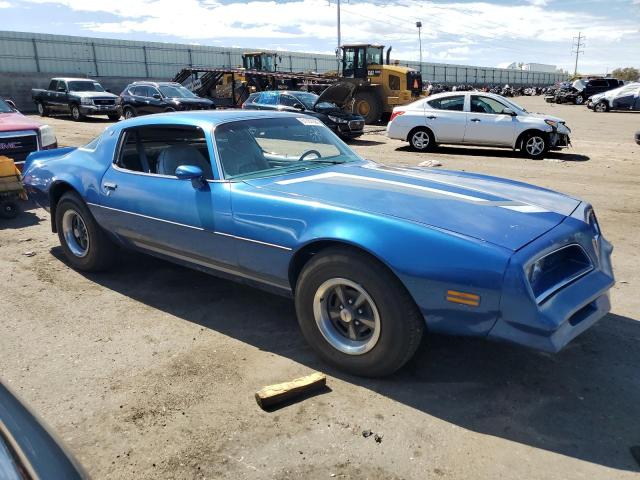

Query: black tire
[123,107,136,119]
[107,113,120,121]
[0,200,19,219]
[295,247,424,377]
[575,95,585,105]
[408,127,435,152]
[70,104,84,121]
[594,101,609,113]
[55,192,116,271]
[352,91,381,124]
[36,102,48,117]
[521,131,548,160]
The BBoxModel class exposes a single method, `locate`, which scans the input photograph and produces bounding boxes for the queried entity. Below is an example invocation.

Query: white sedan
[386,92,571,159]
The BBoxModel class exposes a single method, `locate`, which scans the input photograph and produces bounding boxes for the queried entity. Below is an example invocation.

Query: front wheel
[594,101,609,113]
[295,247,424,377]
[352,91,381,124]
[108,113,120,121]
[575,95,585,105]
[55,192,116,271]
[522,132,548,160]
[0,200,19,219]
[70,105,84,121]
[123,107,136,119]
[36,102,48,117]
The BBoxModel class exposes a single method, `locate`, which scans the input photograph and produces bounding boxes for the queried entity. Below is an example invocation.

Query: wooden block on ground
[255,372,327,410]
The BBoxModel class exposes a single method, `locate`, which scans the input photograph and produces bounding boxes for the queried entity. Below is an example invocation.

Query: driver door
[95,124,237,269]
[463,95,516,146]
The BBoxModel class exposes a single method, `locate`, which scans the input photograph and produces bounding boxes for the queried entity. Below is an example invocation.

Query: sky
[1,0,638,73]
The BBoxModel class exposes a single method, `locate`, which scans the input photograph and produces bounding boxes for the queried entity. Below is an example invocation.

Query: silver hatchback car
[386,92,571,159]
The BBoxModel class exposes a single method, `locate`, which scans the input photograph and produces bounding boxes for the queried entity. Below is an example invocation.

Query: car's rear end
[490,203,614,352]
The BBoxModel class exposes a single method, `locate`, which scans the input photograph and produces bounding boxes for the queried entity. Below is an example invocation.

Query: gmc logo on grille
[0,142,20,150]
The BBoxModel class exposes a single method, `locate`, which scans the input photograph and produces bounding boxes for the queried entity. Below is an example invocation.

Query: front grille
[0,131,38,166]
[94,98,116,106]
[348,120,364,131]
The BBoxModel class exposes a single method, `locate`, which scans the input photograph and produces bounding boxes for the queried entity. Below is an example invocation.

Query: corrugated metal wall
[0,31,566,86]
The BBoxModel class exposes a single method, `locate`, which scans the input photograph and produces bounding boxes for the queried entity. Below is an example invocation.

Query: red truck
[0,98,57,170]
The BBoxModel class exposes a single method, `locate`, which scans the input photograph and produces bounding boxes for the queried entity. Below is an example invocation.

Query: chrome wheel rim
[595,102,606,112]
[313,278,381,355]
[37,103,44,115]
[124,109,134,119]
[72,106,80,120]
[412,131,429,150]
[575,96,584,105]
[525,136,545,156]
[62,209,89,257]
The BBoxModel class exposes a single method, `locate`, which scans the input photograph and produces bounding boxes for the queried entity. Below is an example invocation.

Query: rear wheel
[408,127,435,152]
[0,200,19,219]
[295,247,424,377]
[352,91,381,124]
[107,113,120,121]
[575,95,585,105]
[522,132,548,159]
[594,101,609,112]
[55,192,116,271]
[123,107,136,119]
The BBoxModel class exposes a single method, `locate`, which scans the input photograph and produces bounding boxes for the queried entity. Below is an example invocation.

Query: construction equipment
[0,156,26,219]
[242,52,280,72]
[340,44,424,124]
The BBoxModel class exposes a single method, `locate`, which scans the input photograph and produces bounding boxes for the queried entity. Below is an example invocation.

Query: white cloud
[0,1,12,7]
[12,0,640,71]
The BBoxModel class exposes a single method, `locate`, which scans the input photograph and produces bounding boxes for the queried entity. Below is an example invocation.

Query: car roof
[128,81,182,87]
[112,109,308,130]
[53,77,99,82]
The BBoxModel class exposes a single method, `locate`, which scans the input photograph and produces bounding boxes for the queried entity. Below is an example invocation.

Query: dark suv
[242,84,364,140]
[549,78,623,105]
[117,81,214,118]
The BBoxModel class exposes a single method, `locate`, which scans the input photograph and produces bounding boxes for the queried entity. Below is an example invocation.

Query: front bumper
[79,104,118,115]
[489,208,614,353]
[333,121,364,139]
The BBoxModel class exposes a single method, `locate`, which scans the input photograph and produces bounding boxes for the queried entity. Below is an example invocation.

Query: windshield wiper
[304,159,345,165]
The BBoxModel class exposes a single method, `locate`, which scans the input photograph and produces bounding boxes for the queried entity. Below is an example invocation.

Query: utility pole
[416,21,422,75]
[336,0,341,73]
[572,32,585,77]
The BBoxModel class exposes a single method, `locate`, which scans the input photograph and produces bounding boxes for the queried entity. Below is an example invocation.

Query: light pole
[416,21,423,75]
[336,0,341,73]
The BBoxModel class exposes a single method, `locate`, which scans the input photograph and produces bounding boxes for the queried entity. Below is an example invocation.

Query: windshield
[501,97,528,113]
[0,98,14,113]
[159,85,197,98]
[215,117,361,180]
[68,81,105,92]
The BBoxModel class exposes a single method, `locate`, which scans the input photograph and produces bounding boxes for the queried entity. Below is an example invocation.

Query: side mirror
[175,165,205,188]
[293,103,305,111]
[152,93,161,100]
[5,99,16,110]
[502,107,516,116]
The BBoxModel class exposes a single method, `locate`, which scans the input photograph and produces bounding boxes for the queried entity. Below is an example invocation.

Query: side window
[116,126,213,179]
[148,87,161,98]
[245,93,259,104]
[388,74,401,91]
[279,94,298,107]
[57,81,67,92]
[470,96,508,114]
[130,86,141,96]
[48,80,58,91]
[259,91,279,105]
[428,95,465,112]
[589,80,607,88]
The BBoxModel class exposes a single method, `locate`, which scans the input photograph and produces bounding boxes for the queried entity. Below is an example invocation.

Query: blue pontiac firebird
[22,110,614,376]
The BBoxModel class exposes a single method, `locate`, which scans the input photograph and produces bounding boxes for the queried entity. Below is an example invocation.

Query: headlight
[39,125,57,148]
[544,119,558,128]
[327,115,348,124]
[80,97,93,105]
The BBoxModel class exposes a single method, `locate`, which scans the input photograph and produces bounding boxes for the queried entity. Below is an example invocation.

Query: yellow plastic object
[0,155,20,177]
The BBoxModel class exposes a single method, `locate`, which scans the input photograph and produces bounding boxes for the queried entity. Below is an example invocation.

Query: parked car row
[544,78,624,105]
[586,82,640,113]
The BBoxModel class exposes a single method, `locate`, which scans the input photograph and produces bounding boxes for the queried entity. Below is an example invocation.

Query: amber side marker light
[446,290,480,307]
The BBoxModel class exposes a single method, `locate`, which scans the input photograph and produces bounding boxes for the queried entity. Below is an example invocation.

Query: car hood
[0,111,41,132]
[524,112,566,123]
[314,82,356,109]
[246,162,581,251]
[71,91,118,99]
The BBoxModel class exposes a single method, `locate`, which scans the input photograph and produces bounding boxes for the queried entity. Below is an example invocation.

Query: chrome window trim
[525,243,594,304]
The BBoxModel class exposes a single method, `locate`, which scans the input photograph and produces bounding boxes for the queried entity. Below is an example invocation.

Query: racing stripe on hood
[276,172,548,213]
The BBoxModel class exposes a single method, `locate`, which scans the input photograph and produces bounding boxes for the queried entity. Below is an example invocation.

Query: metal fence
[0,31,566,86]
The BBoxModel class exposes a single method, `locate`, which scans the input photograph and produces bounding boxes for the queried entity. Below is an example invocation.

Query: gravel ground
[1,97,639,479]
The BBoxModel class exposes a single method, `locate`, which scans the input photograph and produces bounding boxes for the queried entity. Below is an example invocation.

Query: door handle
[103,182,117,192]
[470,118,481,122]
[426,115,437,119]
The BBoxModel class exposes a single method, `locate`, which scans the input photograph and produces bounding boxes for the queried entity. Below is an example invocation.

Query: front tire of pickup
[55,192,116,272]
[36,102,48,117]
[70,104,84,121]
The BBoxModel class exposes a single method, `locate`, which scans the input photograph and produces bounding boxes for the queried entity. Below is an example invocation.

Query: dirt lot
[1,97,639,479]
